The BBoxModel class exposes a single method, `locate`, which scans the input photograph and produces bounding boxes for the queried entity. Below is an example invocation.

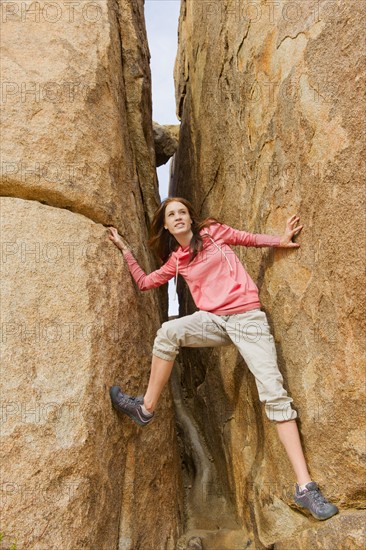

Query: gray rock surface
[153,121,180,166]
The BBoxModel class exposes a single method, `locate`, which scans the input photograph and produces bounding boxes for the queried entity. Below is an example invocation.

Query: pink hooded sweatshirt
[122,222,281,315]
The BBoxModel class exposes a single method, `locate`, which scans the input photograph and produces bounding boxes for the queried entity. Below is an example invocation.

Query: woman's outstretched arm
[107,227,176,290]
[211,216,303,248]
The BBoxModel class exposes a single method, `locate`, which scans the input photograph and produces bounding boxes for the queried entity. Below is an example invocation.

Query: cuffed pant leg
[152,310,232,361]
[226,309,297,422]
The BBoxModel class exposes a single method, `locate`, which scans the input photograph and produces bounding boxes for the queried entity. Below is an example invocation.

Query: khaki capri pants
[152,308,297,423]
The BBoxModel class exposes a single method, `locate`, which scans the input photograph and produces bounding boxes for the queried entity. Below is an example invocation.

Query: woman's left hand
[279,215,303,248]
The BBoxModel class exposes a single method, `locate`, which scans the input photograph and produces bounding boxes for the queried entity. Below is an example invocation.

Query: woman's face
[164,201,192,237]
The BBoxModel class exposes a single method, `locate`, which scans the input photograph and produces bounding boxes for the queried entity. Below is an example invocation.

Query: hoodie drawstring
[173,257,179,301]
[173,234,233,302]
[206,235,234,273]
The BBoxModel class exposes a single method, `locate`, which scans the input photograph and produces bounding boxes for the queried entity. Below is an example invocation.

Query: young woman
[107,197,338,521]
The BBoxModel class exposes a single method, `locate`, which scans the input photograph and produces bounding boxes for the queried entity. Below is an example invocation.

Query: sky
[144,0,181,314]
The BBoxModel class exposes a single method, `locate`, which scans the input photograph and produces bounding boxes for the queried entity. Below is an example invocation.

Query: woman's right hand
[107,227,130,253]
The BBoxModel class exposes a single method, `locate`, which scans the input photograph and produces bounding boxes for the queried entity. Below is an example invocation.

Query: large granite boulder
[171,0,365,546]
[0,1,183,548]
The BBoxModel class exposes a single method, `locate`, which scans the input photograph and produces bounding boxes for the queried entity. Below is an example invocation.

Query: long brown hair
[148,197,222,264]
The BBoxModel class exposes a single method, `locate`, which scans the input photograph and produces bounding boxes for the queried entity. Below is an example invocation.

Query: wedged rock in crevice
[171,0,365,547]
[153,121,180,166]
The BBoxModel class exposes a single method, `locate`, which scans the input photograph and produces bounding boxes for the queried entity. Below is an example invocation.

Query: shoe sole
[111,401,154,427]
[293,500,339,521]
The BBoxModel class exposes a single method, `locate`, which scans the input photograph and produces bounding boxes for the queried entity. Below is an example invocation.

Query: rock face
[1,0,158,225]
[0,1,183,549]
[273,510,366,549]
[172,0,365,547]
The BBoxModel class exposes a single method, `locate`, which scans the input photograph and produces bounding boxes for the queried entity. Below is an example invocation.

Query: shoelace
[307,488,330,506]
[118,394,141,406]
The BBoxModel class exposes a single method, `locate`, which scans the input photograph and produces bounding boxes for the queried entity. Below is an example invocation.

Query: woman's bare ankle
[143,398,155,413]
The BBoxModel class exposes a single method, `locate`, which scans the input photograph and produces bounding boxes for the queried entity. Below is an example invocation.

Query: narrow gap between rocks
[145,4,252,548]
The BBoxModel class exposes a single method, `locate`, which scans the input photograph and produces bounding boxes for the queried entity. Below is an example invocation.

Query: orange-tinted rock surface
[172,0,365,546]
[0,1,183,548]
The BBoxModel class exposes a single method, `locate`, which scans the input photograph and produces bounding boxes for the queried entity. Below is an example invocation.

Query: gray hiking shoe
[294,481,339,520]
[109,386,154,427]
